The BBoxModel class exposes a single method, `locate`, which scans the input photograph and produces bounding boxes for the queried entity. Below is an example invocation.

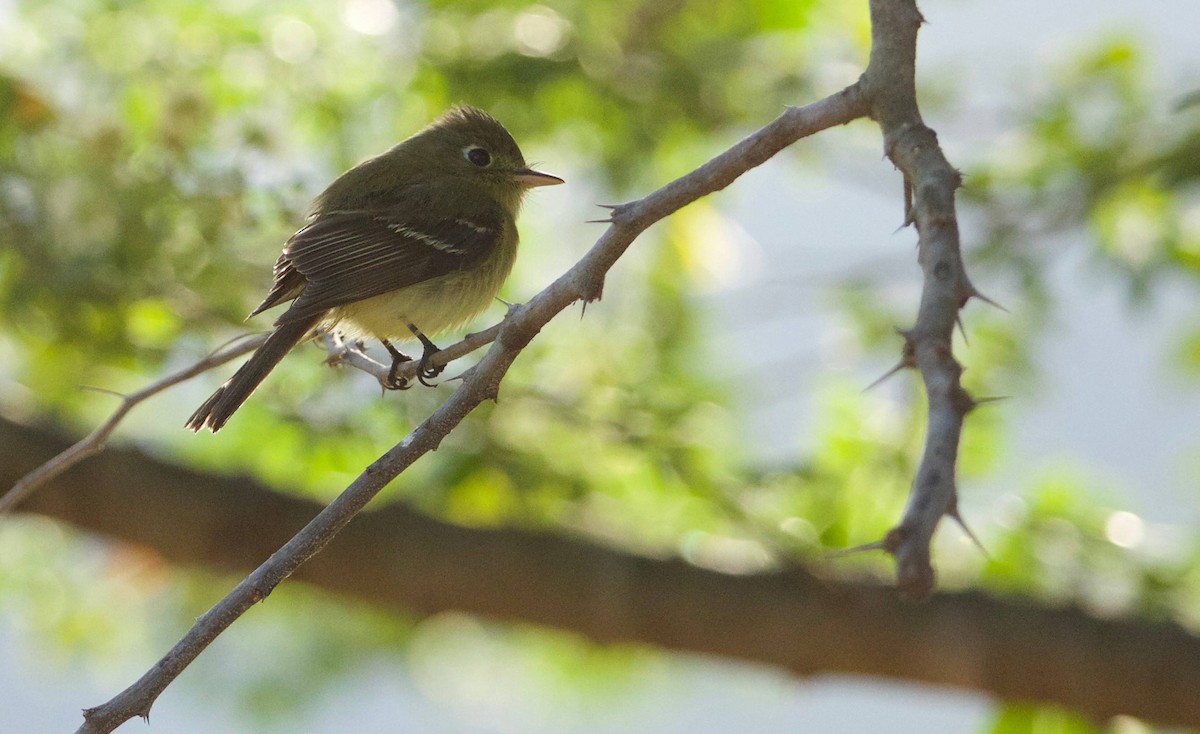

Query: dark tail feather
[186,317,319,433]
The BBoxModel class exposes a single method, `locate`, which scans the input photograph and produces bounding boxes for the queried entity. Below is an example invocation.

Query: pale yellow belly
[327,244,516,341]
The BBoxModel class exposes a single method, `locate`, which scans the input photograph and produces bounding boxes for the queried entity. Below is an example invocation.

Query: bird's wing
[250,203,506,325]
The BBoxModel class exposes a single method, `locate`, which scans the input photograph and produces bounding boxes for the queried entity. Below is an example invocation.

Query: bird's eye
[465,147,491,167]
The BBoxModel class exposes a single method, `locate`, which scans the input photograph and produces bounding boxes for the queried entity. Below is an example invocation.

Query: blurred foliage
[965,39,1200,306]
[1,0,1199,732]
[988,704,1105,734]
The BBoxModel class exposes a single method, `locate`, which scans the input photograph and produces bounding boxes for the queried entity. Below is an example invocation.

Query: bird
[186,105,562,432]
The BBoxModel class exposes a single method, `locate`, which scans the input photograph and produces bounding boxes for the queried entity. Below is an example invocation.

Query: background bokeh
[2,0,1199,731]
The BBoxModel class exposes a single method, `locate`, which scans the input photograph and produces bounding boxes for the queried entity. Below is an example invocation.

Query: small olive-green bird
[187,106,562,432]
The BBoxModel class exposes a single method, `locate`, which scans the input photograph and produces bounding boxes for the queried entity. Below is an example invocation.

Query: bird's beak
[513,168,564,188]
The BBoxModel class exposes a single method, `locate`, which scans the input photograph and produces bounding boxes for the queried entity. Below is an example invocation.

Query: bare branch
[0,333,267,517]
[75,86,869,733]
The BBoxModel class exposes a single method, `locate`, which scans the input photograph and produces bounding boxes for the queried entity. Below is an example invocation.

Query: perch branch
[74,85,870,734]
[320,322,503,386]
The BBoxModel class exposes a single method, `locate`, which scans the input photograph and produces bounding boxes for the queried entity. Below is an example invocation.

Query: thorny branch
[859,0,990,598]
[59,0,983,729]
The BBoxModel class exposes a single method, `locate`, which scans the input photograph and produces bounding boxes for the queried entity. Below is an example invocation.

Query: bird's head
[410,105,563,211]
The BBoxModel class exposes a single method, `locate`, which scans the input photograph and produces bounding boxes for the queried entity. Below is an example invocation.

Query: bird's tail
[186,316,319,433]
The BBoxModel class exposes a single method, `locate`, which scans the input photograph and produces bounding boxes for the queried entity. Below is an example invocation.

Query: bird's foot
[408,323,445,387]
[381,339,413,390]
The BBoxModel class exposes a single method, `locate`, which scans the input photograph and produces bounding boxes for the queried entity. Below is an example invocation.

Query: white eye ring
[463,146,492,167]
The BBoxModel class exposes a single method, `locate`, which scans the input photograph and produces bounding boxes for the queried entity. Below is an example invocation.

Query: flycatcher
[187,105,562,432]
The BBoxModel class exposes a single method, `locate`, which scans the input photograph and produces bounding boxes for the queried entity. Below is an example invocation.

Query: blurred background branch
[7,415,1200,727]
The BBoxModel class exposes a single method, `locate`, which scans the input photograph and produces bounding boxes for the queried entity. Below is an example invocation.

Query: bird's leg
[381,339,413,390]
[407,323,444,387]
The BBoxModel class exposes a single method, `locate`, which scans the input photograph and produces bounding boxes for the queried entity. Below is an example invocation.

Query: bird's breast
[328,235,518,341]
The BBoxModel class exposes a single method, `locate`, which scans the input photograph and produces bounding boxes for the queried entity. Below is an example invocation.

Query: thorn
[948,506,990,559]
[590,203,627,225]
[827,540,887,559]
[481,382,501,403]
[579,276,605,307]
[955,313,969,346]
[864,361,909,392]
[866,330,918,392]
[952,384,976,415]
[968,288,1008,313]
[882,526,908,554]
[971,395,1010,409]
[495,297,521,318]
[447,364,476,384]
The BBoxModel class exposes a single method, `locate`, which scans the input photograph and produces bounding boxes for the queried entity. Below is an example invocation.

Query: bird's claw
[408,323,444,388]
[384,355,414,390]
[382,339,414,390]
[416,354,445,388]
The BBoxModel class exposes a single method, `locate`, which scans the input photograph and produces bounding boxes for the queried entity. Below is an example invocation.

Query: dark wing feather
[249,204,505,325]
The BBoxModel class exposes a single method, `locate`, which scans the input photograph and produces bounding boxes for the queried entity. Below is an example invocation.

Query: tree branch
[70,87,869,733]
[5,415,1199,728]
[0,320,501,518]
[0,333,267,517]
[858,0,983,598]
[320,321,503,386]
